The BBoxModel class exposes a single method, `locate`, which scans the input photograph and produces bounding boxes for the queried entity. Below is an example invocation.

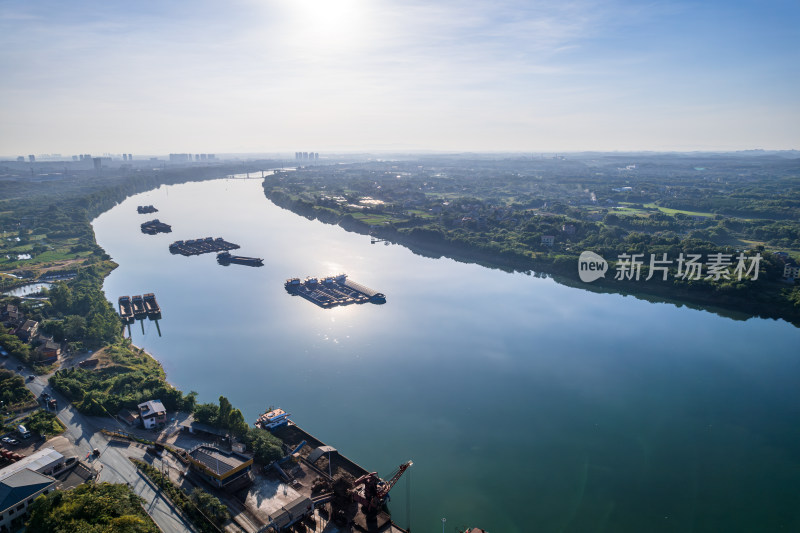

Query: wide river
[93,177,800,532]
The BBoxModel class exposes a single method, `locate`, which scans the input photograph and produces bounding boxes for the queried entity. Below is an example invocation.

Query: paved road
[22,367,196,533]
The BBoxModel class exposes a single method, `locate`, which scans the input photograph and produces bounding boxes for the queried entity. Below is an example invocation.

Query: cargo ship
[143,293,161,318]
[216,251,263,267]
[131,295,147,319]
[285,274,386,308]
[118,296,134,323]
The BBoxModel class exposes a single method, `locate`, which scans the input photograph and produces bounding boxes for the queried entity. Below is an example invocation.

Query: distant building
[1,303,23,326]
[16,156,24,162]
[128,153,133,161]
[169,153,191,163]
[28,155,35,162]
[784,264,800,281]
[138,399,167,429]
[541,235,555,246]
[122,154,128,161]
[562,224,576,235]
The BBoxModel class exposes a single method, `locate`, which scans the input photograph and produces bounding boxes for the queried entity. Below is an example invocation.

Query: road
[21,366,196,533]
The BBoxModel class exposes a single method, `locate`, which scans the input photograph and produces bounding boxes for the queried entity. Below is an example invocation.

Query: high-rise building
[16,156,24,162]
[128,154,133,161]
[28,155,35,162]
[123,154,128,161]
[72,155,78,161]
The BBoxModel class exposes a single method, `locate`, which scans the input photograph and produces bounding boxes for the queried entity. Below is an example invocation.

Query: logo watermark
[578,251,608,282]
[578,251,762,282]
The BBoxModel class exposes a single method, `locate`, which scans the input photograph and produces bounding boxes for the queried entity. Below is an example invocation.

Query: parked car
[0,347,8,357]
[6,438,19,446]
[1,437,13,445]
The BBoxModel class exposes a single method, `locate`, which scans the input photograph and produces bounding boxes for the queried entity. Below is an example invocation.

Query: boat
[140,219,172,235]
[118,296,134,323]
[255,408,291,430]
[142,293,161,318]
[131,295,147,319]
[216,251,264,267]
[137,205,158,214]
[284,273,386,308]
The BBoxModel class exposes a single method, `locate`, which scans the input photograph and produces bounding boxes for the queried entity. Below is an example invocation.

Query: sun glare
[288,0,365,51]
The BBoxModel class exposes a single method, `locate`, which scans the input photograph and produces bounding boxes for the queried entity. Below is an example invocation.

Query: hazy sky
[1,0,798,155]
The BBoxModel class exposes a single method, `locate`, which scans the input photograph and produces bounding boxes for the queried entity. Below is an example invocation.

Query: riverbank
[263,185,800,327]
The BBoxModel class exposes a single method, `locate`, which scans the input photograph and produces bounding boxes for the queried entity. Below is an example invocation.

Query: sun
[288,0,365,50]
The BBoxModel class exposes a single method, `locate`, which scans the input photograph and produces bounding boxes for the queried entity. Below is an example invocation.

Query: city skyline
[1,0,798,154]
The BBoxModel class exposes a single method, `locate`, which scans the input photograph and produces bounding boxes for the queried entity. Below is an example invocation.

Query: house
[0,469,57,532]
[541,235,555,246]
[35,335,61,364]
[784,264,800,281]
[117,409,140,427]
[562,224,576,235]
[138,399,167,429]
[16,320,38,342]
[1,304,22,326]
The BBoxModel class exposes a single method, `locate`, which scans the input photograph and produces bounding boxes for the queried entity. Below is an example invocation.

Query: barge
[140,219,172,235]
[143,293,161,318]
[137,205,158,214]
[118,296,134,323]
[285,274,386,308]
[131,295,147,319]
[168,237,240,256]
[217,251,263,267]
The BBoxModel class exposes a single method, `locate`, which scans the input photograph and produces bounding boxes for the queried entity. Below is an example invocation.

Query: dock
[285,274,386,308]
[140,219,172,235]
[168,237,240,256]
[258,416,409,533]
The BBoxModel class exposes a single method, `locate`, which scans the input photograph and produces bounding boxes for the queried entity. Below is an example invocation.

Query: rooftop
[0,469,56,512]
[0,448,63,483]
[188,445,251,478]
[138,399,166,417]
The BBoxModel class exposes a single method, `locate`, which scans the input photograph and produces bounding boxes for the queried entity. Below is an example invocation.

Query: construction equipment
[351,460,413,515]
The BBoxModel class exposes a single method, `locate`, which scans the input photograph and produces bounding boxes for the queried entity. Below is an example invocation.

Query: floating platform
[169,237,240,256]
[285,274,386,309]
[217,251,263,267]
[140,219,172,235]
[118,296,134,324]
[143,293,161,318]
[137,205,158,214]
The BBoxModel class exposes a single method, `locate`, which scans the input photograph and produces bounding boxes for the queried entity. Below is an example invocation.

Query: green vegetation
[26,482,159,533]
[191,396,282,463]
[263,154,800,325]
[132,459,229,532]
[0,367,35,408]
[192,395,249,437]
[49,341,195,416]
[21,409,65,437]
[0,325,32,364]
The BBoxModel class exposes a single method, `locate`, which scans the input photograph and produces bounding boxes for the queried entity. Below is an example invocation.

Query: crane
[351,460,413,515]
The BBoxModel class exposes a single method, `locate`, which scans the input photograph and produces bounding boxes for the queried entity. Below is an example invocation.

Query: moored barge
[285,274,386,308]
[131,295,147,319]
[169,237,240,256]
[217,251,263,267]
[140,219,172,235]
[142,293,161,318]
[118,296,134,323]
[137,205,158,214]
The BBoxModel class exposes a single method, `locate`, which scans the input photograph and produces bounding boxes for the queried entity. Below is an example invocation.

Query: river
[92,176,800,532]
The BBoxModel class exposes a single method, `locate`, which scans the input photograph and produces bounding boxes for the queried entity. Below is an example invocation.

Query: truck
[17,425,31,439]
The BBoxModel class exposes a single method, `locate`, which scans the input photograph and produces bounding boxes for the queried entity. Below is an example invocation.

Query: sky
[1,0,798,155]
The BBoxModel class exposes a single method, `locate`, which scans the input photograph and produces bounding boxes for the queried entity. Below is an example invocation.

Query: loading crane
[351,460,413,515]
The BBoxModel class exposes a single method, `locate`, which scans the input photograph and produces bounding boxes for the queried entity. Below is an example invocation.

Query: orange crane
[351,460,413,515]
